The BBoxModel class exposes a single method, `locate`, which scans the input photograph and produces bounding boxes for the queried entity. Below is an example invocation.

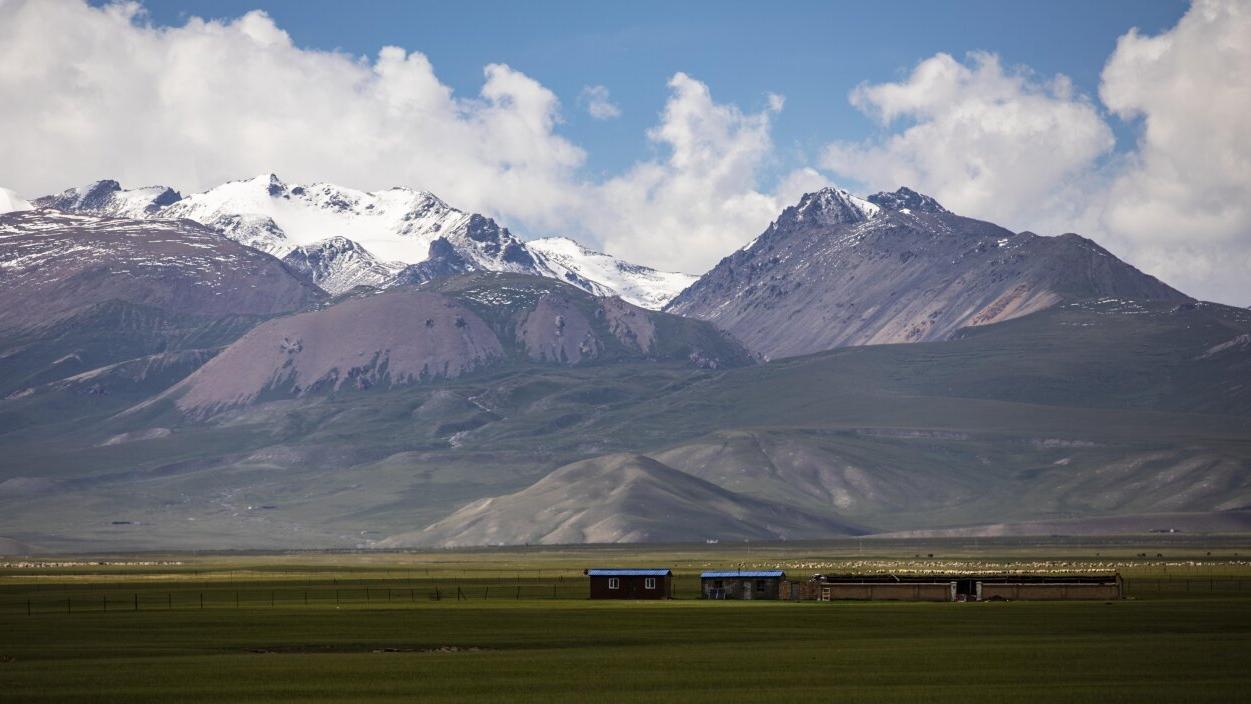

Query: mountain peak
[239,172,287,196]
[670,184,1189,358]
[867,187,947,214]
[785,187,881,227]
[34,179,182,216]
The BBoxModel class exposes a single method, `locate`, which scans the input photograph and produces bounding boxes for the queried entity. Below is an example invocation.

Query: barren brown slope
[154,289,506,413]
[154,273,754,414]
[0,209,323,332]
[666,187,1188,358]
[380,453,862,547]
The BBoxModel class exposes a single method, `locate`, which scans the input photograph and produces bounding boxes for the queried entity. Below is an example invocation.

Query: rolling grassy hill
[0,292,1247,550]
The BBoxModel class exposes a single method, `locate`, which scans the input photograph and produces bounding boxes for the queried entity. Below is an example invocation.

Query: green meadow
[3,539,1251,703]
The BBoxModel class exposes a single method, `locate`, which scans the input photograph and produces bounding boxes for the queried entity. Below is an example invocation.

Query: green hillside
[0,296,1247,550]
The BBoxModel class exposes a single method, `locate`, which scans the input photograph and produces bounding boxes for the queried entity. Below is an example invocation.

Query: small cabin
[701,570,786,599]
[585,568,672,599]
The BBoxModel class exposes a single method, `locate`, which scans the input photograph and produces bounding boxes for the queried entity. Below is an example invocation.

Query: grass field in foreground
[3,539,1251,703]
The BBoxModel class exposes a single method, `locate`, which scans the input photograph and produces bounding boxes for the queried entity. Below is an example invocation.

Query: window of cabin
[755,580,766,592]
[608,577,619,589]
[645,577,656,589]
[713,580,723,589]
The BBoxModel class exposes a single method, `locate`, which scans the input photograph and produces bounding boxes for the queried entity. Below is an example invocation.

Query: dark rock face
[281,236,399,295]
[35,180,122,211]
[667,187,1190,359]
[391,238,476,286]
[0,210,324,333]
[866,186,947,214]
[34,180,183,216]
[453,214,538,268]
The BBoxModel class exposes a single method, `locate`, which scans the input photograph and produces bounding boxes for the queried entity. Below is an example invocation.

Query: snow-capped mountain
[34,180,181,218]
[0,209,322,332]
[527,237,697,309]
[36,174,689,307]
[667,186,1190,358]
[157,174,500,263]
[281,237,405,296]
[0,187,32,215]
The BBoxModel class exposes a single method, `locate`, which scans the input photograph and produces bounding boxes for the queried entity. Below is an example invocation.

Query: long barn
[781,574,1123,601]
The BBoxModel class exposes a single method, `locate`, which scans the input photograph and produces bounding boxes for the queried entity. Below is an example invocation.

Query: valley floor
[3,539,1251,703]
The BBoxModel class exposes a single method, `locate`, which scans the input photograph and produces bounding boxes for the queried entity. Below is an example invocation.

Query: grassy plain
[3,538,1251,703]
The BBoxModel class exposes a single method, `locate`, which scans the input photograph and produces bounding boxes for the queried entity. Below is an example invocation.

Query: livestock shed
[973,574,1123,601]
[786,573,1123,602]
[701,570,787,599]
[809,575,957,602]
[585,568,672,599]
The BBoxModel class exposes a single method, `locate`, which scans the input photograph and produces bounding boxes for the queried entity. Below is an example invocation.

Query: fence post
[236,591,240,608]
[304,591,308,606]
[516,586,520,600]
[270,591,275,607]
[66,598,71,614]
[484,587,489,599]
[134,594,138,611]
[103,595,107,613]
[553,584,557,599]
[201,593,204,610]
[335,590,340,605]
[27,599,31,616]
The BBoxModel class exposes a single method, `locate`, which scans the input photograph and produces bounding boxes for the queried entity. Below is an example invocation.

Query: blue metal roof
[700,570,786,578]
[586,568,672,577]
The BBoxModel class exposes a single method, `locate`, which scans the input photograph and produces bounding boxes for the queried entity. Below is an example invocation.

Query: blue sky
[137,0,1188,181]
[7,1,1247,303]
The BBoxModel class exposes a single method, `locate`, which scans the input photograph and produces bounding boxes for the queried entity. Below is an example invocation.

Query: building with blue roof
[700,569,788,600]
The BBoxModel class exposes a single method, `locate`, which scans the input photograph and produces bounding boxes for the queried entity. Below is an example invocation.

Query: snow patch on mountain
[788,186,881,226]
[34,180,181,218]
[35,174,688,306]
[528,237,697,309]
[281,236,406,296]
[0,188,31,215]
[157,174,473,263]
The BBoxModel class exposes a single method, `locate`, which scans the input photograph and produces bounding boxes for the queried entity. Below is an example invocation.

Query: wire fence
[5,584,602,615]
[3,576,1248,615]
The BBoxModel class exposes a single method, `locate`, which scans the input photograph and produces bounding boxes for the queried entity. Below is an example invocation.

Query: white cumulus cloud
[0,0,816,276]
[579,74,825,273]
[820,1,1251,305]
[579,85,622,120]
[1096,0,1251,305]
[0,0,585,228]
[822,51,1115,234]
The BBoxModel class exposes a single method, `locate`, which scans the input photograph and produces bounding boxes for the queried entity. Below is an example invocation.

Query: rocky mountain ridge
[36,176,695,305]
[147,272,754,416]
[0,209,323,332]
[667,186,1189,358]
